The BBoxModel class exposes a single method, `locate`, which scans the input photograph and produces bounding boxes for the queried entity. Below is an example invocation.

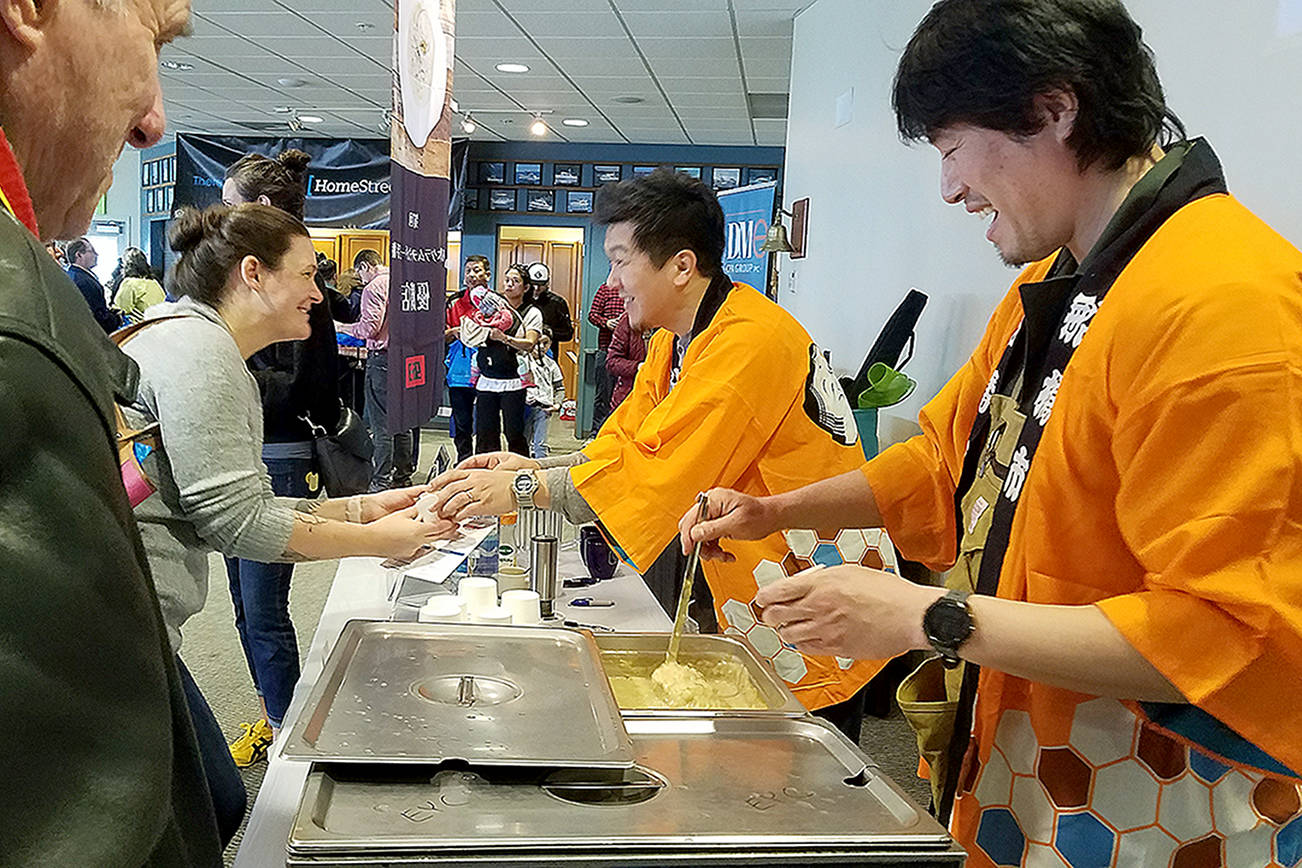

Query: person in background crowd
[523,261,574,354]
[219,148,361,768]
[524,326,565,459]
[586,282,625,430]
[428,171,883,741]
[446,254,490,463]
[121,204,457,842]
[681,1,1302,862]
[343,248,417,490]
[465,262,542,456]
[65,235,121,333]
[0,0,225,861]
[43,239,66,266]
[112,247,166,323]
[604,311,648,413]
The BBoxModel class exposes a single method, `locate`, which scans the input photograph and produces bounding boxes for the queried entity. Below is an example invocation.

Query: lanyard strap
[935,143,1227,823]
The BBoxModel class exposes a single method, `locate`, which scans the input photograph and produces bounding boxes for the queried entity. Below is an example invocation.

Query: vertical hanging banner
[718,180,778,295]
[388,0,455,432]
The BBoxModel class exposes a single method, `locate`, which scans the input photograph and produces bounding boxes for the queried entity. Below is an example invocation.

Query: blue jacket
[67,263,121,333]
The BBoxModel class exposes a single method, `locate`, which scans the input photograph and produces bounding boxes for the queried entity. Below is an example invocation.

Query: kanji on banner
[386,0,456,432]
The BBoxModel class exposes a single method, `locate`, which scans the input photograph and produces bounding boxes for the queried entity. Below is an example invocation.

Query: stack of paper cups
[473,605,513,625]
[419,596,464,624]
[458,575,498,619]
[501,589,542,625]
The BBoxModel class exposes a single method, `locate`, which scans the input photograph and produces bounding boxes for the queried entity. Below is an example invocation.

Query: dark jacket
[527,287,574,345]
[606,313,649,409]
[67,262,121,333]
[0,212,221,864]
[248,275,358,443]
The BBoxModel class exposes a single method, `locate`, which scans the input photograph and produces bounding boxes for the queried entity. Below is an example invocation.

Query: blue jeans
[178,657,247,847]
[223,455,312,728]
[365,350,415,490]
[524,404,550,459]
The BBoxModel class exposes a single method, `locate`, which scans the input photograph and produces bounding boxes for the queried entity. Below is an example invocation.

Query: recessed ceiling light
[461,117,477,134]
[495,62,529,73]
[530,117,547,136]
[612,96,645,104]
[561,118,589,127]
[298,114,324,124]
[277,76,308,88]
[160,60,193,71]
[355,21,374,31]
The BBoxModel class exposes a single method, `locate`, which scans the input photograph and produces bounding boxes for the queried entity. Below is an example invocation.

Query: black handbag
[304,404,374,496]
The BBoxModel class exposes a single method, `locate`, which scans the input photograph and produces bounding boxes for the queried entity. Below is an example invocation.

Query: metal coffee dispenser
[281,620,965,866]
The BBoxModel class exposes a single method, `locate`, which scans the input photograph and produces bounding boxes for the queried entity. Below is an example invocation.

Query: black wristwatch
[923,588,974,669]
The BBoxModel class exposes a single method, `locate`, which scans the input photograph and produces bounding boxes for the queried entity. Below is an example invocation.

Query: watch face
[513,474,535,495]
[925,599,972,644]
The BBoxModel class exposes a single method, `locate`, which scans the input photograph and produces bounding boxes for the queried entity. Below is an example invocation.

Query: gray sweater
[121,298,298,651]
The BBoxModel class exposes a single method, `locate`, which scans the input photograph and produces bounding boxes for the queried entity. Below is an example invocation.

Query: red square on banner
[404,354,426,388]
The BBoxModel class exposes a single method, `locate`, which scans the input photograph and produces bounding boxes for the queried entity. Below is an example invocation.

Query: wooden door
[546,241,582,401]
[339,230,389,269]
[309,233,339,264]
[497,238,584,405]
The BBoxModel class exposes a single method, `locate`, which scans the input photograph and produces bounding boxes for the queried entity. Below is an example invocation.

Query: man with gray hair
[0,0,222,864]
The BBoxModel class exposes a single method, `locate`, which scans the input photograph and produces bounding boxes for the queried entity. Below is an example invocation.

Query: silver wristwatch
[512,469,539,510]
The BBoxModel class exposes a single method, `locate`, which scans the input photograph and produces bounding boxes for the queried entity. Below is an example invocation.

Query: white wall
[102,148,142,250]
[781,0,1302,439]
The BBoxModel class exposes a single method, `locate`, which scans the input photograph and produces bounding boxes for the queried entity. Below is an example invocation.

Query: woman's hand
[427,469,517,521]
[366,505,459,559]
[454,451,538,473]
[488,327,507,343]
[361,485,432,522]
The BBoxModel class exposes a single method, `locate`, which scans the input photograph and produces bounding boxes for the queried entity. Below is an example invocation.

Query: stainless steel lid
[287,716,952,855]
[281,620,633,768]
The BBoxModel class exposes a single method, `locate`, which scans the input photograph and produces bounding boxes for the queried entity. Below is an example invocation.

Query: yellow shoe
[229,718,274,768]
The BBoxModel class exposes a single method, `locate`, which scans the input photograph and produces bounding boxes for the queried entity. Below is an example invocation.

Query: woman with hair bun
[220,149,363,768]
[119,203,455,844]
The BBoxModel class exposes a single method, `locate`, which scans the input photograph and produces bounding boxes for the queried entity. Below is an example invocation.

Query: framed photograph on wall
[567,190,594,213]
[553,163,581,186]
[480,162,506,184]
[632,165,656,178]
[141,161,151,186]
[527,189,555,212]
[489,188,516,211]
[711,167,741,190]
[594,164,622,184]
[747,166,778,185]
[514,163,542,185]
[676,166,701,179]
[164,186,173,211]
[464,189,478,210]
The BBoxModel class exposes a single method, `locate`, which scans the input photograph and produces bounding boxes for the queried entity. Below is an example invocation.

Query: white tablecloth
[232,546,671,867]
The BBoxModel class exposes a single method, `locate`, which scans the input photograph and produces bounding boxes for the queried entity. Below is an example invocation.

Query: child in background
[524,327,565,458]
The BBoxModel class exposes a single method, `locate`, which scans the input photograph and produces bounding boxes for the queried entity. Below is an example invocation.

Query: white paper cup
[458,575,498,616]
[472,604,513,625]
[496,565,530,592]
[419,596,464,624]
[501,589,542,626]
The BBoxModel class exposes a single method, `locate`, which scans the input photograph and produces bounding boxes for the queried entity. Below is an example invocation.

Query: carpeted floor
[177,425,930,866]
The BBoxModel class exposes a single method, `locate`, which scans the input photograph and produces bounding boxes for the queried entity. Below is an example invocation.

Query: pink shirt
[342,268,389,351]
